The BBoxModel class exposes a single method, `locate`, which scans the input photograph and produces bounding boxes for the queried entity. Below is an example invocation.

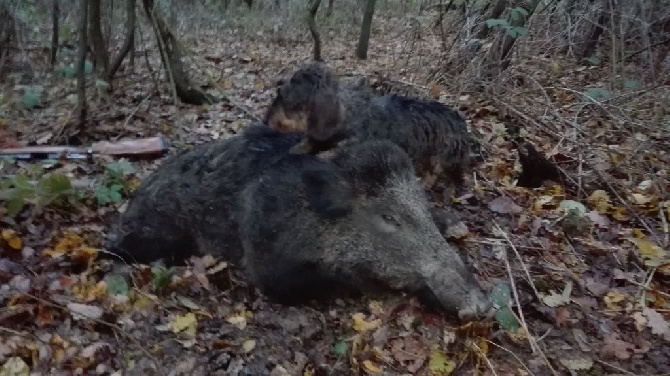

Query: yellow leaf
[368,301,384,317]
[534,195,554,212]
[242,339,256,353]
[550,60,561,75]
[631,193,652,205]
[632,228,645,238]
[226,314,247,330]
[2,229,22,250]
[429,348,455,375]
[611,207,629,221]
[604,290,627,310]
[1,356,30,376]
[351,313,381,333]
[587,190,611,212]
[168,312,197,337]
[362,360,381,374]
[629,238,669,267]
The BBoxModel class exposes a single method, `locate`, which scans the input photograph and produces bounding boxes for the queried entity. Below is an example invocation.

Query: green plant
[0,165,77,216]
[485,7,529,39]
[490,283,520,333]
[95,159,136,206]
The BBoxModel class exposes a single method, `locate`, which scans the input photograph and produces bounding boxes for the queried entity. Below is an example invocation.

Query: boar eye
[381,214,401,227]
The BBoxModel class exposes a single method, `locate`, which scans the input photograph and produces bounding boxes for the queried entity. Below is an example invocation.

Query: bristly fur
[264,62,471,188]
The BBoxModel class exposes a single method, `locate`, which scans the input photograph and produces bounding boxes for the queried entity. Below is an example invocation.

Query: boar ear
[307,89,343,142]
[301,167,353,219]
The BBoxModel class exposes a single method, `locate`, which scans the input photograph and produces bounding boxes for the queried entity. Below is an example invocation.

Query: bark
[50,0,59,69]
[356,0,377,60]
[77,0,88,128]
[579,0,610,59]
[307,0,323,61]
[105,0,135,81]
[89,0,109,74]
[498,0,541,70]
[326,0,334,17]
[142,0,216,105]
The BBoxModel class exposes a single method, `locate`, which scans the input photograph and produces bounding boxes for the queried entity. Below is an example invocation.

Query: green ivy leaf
[495,307,520,333]
[84,60,94,75]
[624,80,641,89]
[7,197,25,216]
[40,173,72,194]
[152,266,175,289]
[105,274,129,296]
[485,18,508,28]
[332,341,348,357]
[583,56,600,65]
[585,88,612,101]
[490,283,511,308]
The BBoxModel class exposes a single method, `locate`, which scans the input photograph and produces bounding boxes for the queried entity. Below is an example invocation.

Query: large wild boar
[264,62,472,189]
[109,124,491,320]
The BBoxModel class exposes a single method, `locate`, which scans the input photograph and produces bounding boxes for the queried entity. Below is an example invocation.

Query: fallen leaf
[242,339,256,353]
[428,348,455,375]
[362,359,381,374]
[1,229,22,250]
[67,302,103,320]
[0,356,30,376]
[600,334,634,360]
[628,238,669,267]
[540,280,573,307]
[168,312,197,337]
[489,196,523,214]
[587,190,611,212]
[559,357,593,370]
[643,307,670,340]
[603,290,627,310]
[352,313,381,332]
[227,314,247,330]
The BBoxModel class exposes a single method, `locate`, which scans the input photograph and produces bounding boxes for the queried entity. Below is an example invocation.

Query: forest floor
[1,4,669,376]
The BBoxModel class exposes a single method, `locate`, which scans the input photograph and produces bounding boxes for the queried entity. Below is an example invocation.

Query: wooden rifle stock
[0,136,169,161]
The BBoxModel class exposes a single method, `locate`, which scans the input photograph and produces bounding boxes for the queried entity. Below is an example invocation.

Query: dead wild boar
[108,124,491,320]
[264,61,471,189]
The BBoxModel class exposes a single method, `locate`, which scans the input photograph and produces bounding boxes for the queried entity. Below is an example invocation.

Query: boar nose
[457,296,494,321]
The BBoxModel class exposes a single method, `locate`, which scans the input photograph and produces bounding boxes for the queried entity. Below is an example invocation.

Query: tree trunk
[356,0,377,60]
[326,0,334,17]
[307,0,323,61]
[105,0,135,81]
[89,0,109,74]
[77,0,88,128]
[497,0,541,70]
[579,0,610,59]
[50,0,59,69]
[141,0,216,105]
[475,0,507,40]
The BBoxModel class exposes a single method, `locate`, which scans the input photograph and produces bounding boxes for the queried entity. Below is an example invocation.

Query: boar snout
[420,252,493,320]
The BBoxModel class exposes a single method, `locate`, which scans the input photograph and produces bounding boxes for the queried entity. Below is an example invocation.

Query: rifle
[0,135,169,161]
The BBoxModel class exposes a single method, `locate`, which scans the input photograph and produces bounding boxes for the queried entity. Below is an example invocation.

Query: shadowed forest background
[0,0,669,374]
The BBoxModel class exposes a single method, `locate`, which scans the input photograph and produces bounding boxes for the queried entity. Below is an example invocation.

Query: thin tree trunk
[579,0,610,59]
[307,0,323,61]
[50,0,59,69]
[89,0,109,74]
[77,0,88,128]
[142,0,216,105]
[105,0,135,81]
[498,0,541,70]
[326,0,334,17]
[356,0,377,60]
